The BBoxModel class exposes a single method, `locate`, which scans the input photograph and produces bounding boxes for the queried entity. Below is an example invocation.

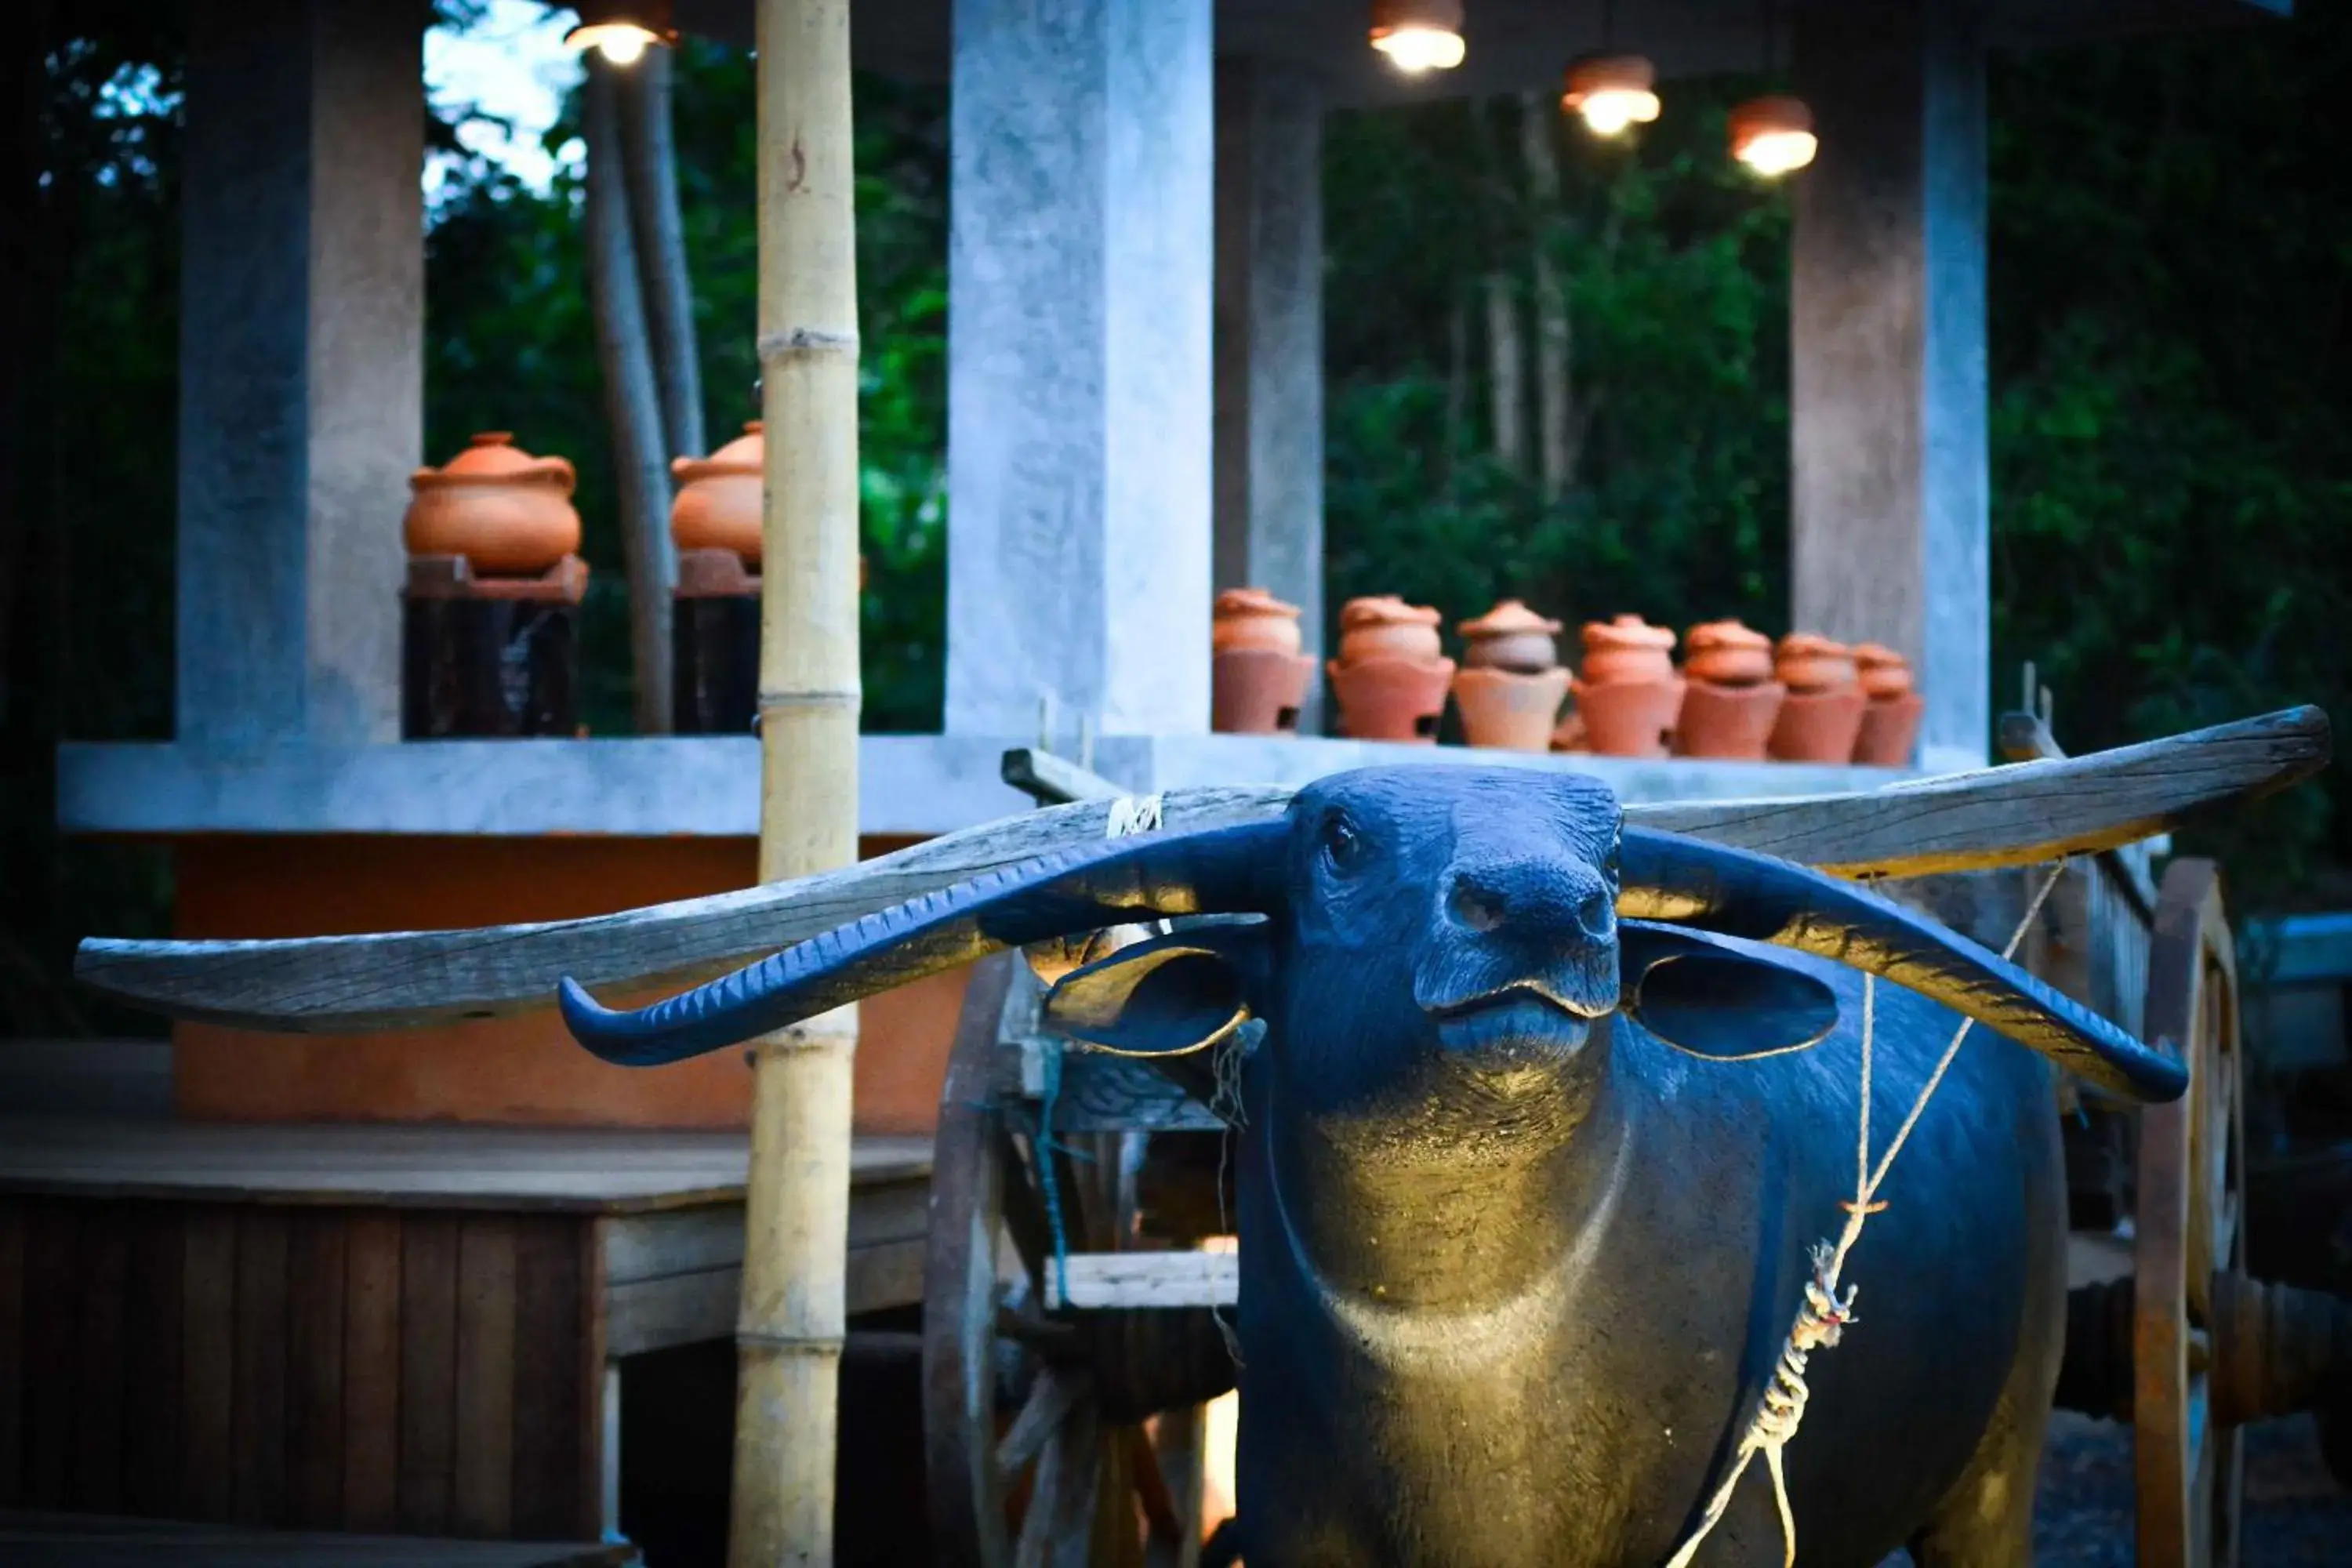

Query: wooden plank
[179,1206,236,1520]
[20,1201,77,1509]
[578,1221,608,1544]
[452,1217,517,1538]
[508,1216,584,1542]
[1000,747,1128,804]
[0,1201,24,1507]
[120,1203,183,1519]
[601,1178,927,1287]
[69,708,2328,1033]
[230,1208,290,1525]
[340,1212,403,1534]
[285,1210,347,1528]
[71,1203,129,1513]
[604,1234,928,1359]
[844,1237,927,1314]
[0,1119,929,1212]
[398,1214,460,1535]
[1040,1251,1239,1310]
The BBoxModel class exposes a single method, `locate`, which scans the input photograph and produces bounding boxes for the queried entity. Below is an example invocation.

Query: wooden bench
[0,1117,930,1544]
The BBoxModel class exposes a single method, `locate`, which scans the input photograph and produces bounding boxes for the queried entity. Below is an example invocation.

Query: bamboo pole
[735,0,860,1561]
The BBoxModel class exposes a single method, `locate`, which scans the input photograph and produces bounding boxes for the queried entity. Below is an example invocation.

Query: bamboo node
[750,1023,855,1058]
[756,327,861,361]
[735,1330,848,1355]
[755,689,862,717]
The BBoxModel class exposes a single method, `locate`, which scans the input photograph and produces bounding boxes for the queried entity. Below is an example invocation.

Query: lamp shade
[564,0,677,65]
[1370,0,1467,73]
[1562,53,1660,136]
[1730,94,1817,175]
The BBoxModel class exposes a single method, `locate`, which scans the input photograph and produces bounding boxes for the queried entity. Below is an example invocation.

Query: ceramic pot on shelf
[1328,595,1451,742]
[1212,587,1316,735]
[1452,601,1569,750]
[670,420,765,563]
[1851,643,1926,767]
[404,432,582,577]
[1572,615,1682,759]
[1767,632,1867,763]
[1675,619,1784,760]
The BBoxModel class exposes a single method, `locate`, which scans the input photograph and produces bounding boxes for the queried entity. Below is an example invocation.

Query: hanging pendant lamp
[1370,0,1468,74]
[1563,53,1660,137]
[1730,95,1817,175]
[564,0,677,67]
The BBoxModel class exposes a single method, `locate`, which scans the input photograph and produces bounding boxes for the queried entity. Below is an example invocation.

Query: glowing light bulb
[1728,96,1817,177]
[562,8,673,67]
[1561,56,1661,139]
[597,27,649,64]
[1372,24,1467,73]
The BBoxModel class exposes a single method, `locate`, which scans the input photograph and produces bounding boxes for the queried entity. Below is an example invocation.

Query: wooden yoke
[73,707,2331,1036]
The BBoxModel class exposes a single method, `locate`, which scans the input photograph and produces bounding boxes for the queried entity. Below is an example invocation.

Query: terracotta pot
[1675,677,1786,760]
[1775,632,1858,696]
[1214,586,1305,658]
[1573,675,1684,759]
[1768,685,1868,763]
[405,432,581,576]
[1853,642,1915,701]
[670,420,764,562]
[1685,620,1774,687]
[1328,655,1455,743]
[1580,615,1678,687]
[1551,711,1588,753]
[1853,691,1926,768]
[1214,648,1316,735]
[1453,666,1570,751]
[1459,600,1563,674]
[1338,596,1443,666]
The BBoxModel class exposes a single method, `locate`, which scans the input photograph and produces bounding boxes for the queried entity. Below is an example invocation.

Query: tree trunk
[618,47,706,463]
[1483,271,1526,474]
[583,57,676,733]
[733,0,862,1561]
[1519,91,1575,500]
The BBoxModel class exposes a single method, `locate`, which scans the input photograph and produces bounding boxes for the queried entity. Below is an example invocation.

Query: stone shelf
[56,734,1918,840]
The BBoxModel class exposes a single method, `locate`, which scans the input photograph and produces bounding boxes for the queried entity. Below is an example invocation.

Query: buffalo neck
[1259,1022,1625,1312]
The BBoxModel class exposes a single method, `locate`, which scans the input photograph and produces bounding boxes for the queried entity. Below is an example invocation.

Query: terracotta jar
[1685,620,1775,688]
[670,420,765,562]
[1851,643,1925,766]
[1338,596,1443,666]
[405,432,581,577]
[1459,600,1563,674]
[1768,632,1867,763]
[1454,666,1570,751]
[1212,587,1316,735]
[1674,619,1783,760]
[1775,632,1859,695]
[1214,586,1305,658]
[1579,615,1677,686]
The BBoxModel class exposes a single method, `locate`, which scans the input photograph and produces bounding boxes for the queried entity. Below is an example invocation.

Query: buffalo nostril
[1577,888,1616,940]
[1450,879,1508,933]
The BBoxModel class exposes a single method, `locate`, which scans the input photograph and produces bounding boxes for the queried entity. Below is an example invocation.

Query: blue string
[1036,1037,1073,1308]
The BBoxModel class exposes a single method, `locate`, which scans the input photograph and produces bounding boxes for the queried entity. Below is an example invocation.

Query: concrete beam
[1790,0,1988,774]
[1214,56,1327,729]
[943,0,1215,739]
[176,0,423,751]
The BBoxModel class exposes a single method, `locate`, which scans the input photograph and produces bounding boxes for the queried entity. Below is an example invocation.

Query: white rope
[1661,859,2071,1568]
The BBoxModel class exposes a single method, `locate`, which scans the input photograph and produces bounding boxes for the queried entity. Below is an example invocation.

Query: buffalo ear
[1620,920,1841,1061]
[1042,922,1269,1058]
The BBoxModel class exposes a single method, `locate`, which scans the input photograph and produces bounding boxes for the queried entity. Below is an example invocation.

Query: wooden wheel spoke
[1016,1401,1104,1568]
[1130,1424,1185,1541]
[999,1367,1091,1475]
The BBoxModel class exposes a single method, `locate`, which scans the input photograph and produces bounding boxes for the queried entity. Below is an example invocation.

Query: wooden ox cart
[71,708,2344,1568]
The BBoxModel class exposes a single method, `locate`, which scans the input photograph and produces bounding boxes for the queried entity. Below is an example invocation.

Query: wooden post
[735,0,860,1562]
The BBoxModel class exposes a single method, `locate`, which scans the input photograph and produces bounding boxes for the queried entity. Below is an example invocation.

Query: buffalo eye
[1319,811,1370,875]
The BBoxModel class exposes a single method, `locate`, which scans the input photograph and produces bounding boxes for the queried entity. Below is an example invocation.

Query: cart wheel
[2133,858,2246,1568]
[924,951,1229,1568]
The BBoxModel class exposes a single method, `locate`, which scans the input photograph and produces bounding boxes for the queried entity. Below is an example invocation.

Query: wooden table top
[0,1116,931,1213]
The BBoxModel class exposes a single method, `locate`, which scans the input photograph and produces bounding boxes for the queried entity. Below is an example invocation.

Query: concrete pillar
[1214,57,1327,730]
[176,0,423,751]
[944,0,1215,739]
[1789,0,1987,773]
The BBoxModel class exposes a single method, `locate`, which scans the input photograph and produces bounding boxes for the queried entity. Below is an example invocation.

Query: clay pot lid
[1686,619,1771,652]
[1778,631,1853,660]
[1216,586,1301,620]
[673,420,764,481]
[1853,641,1907,670]
[413,431,575,491]
[1341,594,1441,629]
[1461,599,1563,639]
[1853,641,1915,696]
[1581,613,1676,651]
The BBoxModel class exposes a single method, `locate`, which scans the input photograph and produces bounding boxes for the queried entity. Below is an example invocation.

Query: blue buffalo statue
[559,768,2183,1566]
